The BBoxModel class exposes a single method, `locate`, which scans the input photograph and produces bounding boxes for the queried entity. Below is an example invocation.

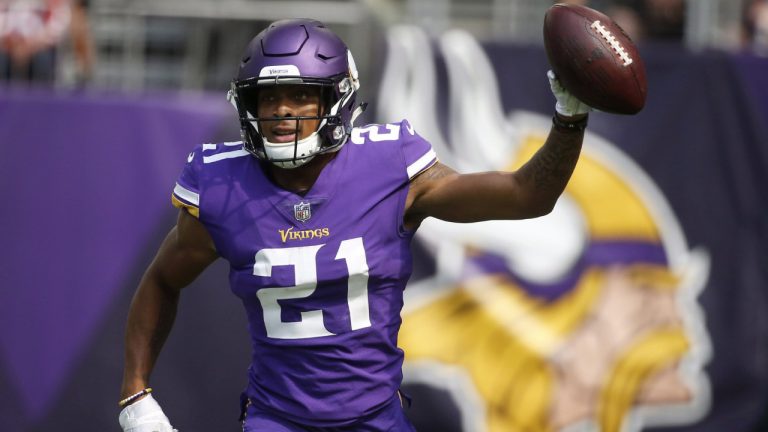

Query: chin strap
[262,131,321,169]
[351,102,368,124]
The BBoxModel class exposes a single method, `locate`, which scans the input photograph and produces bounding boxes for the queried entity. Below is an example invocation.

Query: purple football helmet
[229,19,364,168]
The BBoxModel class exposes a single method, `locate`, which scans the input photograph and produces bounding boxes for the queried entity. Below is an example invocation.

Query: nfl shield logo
[294,201,311,222]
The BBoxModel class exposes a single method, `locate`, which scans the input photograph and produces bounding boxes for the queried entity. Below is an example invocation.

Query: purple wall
[0,87,239,430]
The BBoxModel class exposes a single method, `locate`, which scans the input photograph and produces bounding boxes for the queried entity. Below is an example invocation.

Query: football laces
[590,20,633,67]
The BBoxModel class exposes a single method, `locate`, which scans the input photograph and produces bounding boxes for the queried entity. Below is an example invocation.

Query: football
[543,3,647,114]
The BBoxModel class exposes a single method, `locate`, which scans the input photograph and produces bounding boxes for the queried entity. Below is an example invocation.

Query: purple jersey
[171,120,436,426]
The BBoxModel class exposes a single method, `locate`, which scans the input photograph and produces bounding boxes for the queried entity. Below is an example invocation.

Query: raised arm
[119,209,218,428]
[404,72,589,229]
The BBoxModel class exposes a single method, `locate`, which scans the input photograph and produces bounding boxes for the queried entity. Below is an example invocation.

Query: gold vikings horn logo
[379,27,711,432]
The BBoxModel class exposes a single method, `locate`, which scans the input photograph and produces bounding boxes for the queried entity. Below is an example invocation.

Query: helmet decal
[258,64,301,77]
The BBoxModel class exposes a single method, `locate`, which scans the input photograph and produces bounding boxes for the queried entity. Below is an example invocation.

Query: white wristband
[119,394,177,432]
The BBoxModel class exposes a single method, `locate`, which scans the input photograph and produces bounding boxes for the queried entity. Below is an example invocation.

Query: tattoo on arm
[413,161,457,184]
[404,162,458,227]
[519,127,583,192]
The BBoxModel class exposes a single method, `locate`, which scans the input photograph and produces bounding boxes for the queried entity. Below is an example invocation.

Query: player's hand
[119,394,178,432]
[547,70,591,117]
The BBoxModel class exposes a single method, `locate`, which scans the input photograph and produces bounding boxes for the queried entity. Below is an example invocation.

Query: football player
[118,18,590,431]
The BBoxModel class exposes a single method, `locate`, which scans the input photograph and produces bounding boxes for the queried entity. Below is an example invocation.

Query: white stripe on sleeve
[203,149,249,163]
[406,149,437,179]
[173,183,200,206]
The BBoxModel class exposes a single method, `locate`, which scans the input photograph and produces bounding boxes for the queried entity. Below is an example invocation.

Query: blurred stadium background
[3,0,760,91]
[1,0,767,431]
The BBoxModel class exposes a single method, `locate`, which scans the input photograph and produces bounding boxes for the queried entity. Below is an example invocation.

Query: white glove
[547,70,591,117]
[119,394,178,432]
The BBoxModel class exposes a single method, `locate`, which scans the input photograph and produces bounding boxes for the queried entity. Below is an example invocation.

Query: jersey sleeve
[398,119,438,180]
[171,146,202,218]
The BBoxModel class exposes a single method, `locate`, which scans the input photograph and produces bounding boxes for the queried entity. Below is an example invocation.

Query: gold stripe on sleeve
[171,194,200,218]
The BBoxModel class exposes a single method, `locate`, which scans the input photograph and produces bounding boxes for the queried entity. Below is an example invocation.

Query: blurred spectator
[0,0,93,85]
[604,2,645,42]
[744,0,768,55]
[636,0,685,39]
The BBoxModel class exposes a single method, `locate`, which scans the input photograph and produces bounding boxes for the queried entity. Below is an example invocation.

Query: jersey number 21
[253,237,371,339]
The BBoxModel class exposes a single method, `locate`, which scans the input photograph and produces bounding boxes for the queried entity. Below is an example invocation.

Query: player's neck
[266,152,336,196]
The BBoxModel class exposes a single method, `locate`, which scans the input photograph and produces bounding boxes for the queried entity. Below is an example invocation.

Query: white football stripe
[202,142,242,152]
[407,149,437,179]
[203,149,249,163]
[173,183,199,206]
